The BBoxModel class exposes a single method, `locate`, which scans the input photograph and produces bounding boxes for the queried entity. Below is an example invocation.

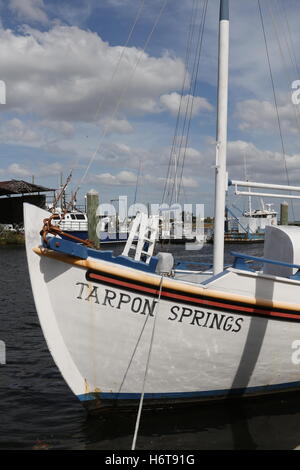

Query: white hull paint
[24,203,300,411]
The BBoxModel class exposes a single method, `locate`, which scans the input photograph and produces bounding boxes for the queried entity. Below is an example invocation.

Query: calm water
[1,243,300,450]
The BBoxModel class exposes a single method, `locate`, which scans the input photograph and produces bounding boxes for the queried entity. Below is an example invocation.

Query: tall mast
[213,0,229,275]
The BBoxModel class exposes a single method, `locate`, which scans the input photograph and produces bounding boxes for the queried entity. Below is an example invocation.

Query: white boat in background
[51,210,130,245]
[24,0,300,413]
[48,174,130,245]
[224,202,278,243]
[241,203,278,231]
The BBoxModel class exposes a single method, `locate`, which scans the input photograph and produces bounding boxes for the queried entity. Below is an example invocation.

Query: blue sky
[0,0,300,218]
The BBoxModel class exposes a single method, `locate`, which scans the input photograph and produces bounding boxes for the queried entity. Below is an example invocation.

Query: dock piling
[280,202,288,225]
[86,189,100,249]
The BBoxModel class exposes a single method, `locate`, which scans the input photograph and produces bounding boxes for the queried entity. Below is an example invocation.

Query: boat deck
[174,270,213,284]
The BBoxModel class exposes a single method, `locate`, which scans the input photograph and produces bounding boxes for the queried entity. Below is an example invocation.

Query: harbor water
[1,242,300,450]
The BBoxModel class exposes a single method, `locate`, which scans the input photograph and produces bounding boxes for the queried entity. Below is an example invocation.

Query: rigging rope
[131,275,164,451]
[278,0,300,79]
[59,0,146,210]
[91,0,146,124]
[176,0,208,204]
[274,0,300,141]
[161,0,208,208]
[169,0,208,206]
[161,0,199,205]
[73,0,169,198]
[267,0,300,147]
[159,0,207,251]
[257,0,295,221]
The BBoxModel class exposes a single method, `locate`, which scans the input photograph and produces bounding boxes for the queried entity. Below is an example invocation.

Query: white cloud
[9,0,49,25]
[36,162,64,177]
[104,0,132,6]
[0,118,39,145]
[114,143,131,154]
[99,117,134,135]
[160,92,213,117]
[0,117,75,155]
[40,120,75,138]
[144,173,198,189]
[179,147,203,162]
[226,139,300,184]
[85,140,154,173]
[235,99,300,134]
[92,168,198,190]
[180,175,198,188]
[0,25,186,124]
[186,137,300,187]
[0,161,70,183]
[2,0,300,213]
[50,2,93,27]
[158,145,205,175]
[7,163,31,177]
[94,170,138,186]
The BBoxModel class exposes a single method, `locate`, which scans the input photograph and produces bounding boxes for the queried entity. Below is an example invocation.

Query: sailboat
[24,0,300,412]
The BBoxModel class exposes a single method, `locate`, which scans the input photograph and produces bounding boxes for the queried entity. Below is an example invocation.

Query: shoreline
[0,232,25,246]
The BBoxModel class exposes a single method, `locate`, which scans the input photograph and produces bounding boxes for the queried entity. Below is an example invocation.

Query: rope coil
[40,215,95,248]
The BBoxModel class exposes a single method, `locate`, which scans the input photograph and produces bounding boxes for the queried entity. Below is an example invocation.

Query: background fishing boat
[223,202,278,243]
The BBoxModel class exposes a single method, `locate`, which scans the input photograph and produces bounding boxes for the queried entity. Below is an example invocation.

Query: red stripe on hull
[88,272,300,321]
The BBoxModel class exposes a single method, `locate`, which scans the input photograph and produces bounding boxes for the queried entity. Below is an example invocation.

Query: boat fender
[155,252,174,275]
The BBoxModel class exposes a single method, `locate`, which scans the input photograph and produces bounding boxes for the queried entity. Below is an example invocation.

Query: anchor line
[131,274,164,451]
[116,274,163,402]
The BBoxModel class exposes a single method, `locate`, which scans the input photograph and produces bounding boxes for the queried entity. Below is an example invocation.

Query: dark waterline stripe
[77,380,300,402]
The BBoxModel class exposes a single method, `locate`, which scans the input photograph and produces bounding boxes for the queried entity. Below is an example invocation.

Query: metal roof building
[0,179,54,196]
[0,179,55,226]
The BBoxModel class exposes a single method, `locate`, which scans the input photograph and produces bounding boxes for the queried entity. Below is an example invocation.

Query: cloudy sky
[0,0,300,218]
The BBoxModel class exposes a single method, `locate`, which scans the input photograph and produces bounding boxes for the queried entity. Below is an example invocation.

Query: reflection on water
[1,243,300,450]
[82,392,300,450]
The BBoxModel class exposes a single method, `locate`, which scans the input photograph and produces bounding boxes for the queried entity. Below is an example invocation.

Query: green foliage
[0,231,24,245]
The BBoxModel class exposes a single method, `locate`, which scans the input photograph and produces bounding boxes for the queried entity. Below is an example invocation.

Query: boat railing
[229,180,300,201]
[174,261,213,275]
[231,252,300,279]
[59,220,88,231]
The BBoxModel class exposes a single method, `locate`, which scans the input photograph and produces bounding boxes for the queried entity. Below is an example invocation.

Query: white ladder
[122,212,159,264]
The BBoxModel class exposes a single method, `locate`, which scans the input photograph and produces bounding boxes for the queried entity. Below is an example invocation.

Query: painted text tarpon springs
[76,283,244,334]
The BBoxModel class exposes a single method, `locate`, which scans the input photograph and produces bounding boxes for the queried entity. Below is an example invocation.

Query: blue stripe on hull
[77,380,300,403]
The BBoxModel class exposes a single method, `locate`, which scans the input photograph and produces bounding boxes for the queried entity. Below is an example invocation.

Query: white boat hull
[24,203,300,411]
